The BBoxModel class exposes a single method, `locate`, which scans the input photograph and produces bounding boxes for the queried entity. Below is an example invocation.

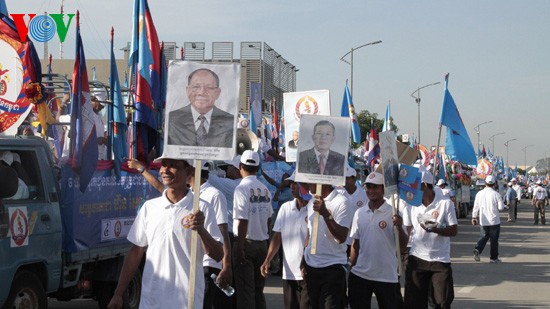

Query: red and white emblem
[9,208,29,247]
[378,220,387,229]
[294,95,319,120]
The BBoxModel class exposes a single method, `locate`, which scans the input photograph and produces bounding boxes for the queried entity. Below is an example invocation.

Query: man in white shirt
[108,155,223,309]
[302,183,353,308]
[233,150,273,309]
[341,166,368,248]
[472,175,505,263]
[260,172,310,308]
[348,172,407,309]
[531,180,548,225]
[404,170,458,308]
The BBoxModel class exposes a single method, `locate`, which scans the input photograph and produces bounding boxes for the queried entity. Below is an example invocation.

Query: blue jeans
[475,224,500,260]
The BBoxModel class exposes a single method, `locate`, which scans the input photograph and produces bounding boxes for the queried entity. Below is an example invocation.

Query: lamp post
[522,145,534,171]
[410,82,440,144]
[504,138,517,168]
[474,121,493,150]
[488,132,505,155]
[339,40,382,98]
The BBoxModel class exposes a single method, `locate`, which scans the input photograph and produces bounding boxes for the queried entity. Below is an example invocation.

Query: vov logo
[10,13,75,43]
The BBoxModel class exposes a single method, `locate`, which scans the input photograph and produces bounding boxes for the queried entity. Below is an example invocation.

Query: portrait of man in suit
[297,120,345,176]
[167,68,235,147]
[287,130,299,149]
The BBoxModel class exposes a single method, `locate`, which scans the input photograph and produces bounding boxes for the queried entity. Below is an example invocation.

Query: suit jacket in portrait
[297,148,346,176]
[288,139,298,149]
[167,105,235,148]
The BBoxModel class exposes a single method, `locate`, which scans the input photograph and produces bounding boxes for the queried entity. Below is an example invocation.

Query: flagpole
[107,27,114,160]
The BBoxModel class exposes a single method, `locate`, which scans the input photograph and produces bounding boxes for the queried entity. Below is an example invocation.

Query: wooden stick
[310,183,322,255]
[188,159,202,309]
[391,195,403,277]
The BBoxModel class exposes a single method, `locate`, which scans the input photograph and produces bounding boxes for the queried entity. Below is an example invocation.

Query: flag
[436,152,446,181]
[250,82,262,135]
[481,145,487,158]
[340,84,361,143]
[439,74,477,165]
[129,0,161,162]
[382,102,392,132]
[110,28,128,179]
[367,127,380,167]
[0,0,7,16]
[398,164,423,206]
[69,11,98,192]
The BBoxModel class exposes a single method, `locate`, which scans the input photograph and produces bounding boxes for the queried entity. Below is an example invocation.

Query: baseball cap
[511,178,517,182]
[436,179,447,186]
[365,172,384,185]
[421,170,434,184]
[485,175,496,184]
[153,153,193,166]
[346,166,357,177]
[536,180,542,185]
[240,150,260,167]
[508,182,512,186]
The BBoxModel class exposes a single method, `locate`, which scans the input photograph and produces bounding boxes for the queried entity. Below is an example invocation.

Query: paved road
[50,202,550,308]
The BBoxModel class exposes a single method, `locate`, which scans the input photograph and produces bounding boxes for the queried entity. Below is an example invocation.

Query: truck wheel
[3,270,47,309]
[123,268,142,309]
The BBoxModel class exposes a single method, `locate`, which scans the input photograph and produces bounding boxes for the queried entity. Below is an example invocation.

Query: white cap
[421,170,434,184]
[240,150,260,167]
[536,180,542,185]
[485,175,496,184]
[152,154,193,166]
[223,155,241,169]
[511,178,517,182]
[346,166,357,177]
[436,179,447,186]
[365,172,384,185]
[508,182,512,186]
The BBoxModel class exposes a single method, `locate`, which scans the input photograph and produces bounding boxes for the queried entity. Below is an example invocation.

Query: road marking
[458,275,487,293]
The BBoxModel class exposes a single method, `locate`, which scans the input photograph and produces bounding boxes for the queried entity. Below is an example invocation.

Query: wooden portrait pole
[391,194,403,277]
[310,183,322,255]
[187,159,202,309]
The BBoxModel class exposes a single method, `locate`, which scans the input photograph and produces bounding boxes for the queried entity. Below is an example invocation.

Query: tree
[355,110,399,146]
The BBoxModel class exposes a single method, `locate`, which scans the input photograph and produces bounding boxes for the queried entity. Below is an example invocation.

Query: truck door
[0,146,62,297]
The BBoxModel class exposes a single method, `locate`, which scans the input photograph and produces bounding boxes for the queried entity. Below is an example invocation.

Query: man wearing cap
[260,172,310,309]
[297,120,346,176]
[472,175,505,263]
[232,150,273,309]
[348,172,407,309]
[531,180,548,225]
[187,163,233,309]
[302,182,353,308]
[505,181,518,222]
[404,170,458,308]
[108,156,223,309]
[341,166,368,248]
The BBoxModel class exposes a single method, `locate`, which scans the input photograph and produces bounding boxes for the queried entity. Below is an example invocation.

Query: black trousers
[203,266,233,309]
[347,272,403,309]
[404,255,454,309]
[304,263,346,309]
[282,279,310,309]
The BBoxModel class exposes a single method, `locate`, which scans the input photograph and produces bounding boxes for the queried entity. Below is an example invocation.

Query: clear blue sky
[6,0,550,167]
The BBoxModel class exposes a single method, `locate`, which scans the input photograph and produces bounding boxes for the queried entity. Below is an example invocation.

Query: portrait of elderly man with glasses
[297,120,346,176]
[167,68,235,147]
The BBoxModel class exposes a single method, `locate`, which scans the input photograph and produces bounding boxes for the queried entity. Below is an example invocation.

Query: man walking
[505,181,518,222]
[472,175,505,263]
[531,180,548,225]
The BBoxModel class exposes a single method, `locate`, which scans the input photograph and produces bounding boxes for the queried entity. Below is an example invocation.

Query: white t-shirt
[338,186,368,245]
[92,112,106,160]
[304,189,353,268]
[128,189,222,309]
[350,202,399,283]
[533,186,548,200]
[200,181,229,269]
[208,174,241,232]
[233,175,273,241]
[472,187,505,226]
[273,199,308,280]
[404,195,457,263]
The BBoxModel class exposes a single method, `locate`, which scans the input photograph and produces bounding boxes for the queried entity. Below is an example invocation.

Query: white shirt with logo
[233,175,273,241]
[350,202,399,283]
[200,181,229,269]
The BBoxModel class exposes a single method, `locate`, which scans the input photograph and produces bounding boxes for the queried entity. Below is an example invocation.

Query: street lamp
[504,138,517,167]
[340,40,382,98]
[410,82,440,144]
[474,121,493,150]
[488,132,505,155]
[522,145,534,171]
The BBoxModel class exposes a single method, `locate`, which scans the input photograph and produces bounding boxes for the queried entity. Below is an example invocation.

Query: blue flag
[110,29,128,180]
[0,0,8,15]
[382,102,392,132]
[398,164,423,206]
[439,74,477,165]
[340,84,361,143]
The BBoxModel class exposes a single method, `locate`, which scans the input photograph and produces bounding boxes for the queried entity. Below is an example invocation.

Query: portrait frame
[295,115,349,186]
[379,130,399,196]
[163,61,240,161]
